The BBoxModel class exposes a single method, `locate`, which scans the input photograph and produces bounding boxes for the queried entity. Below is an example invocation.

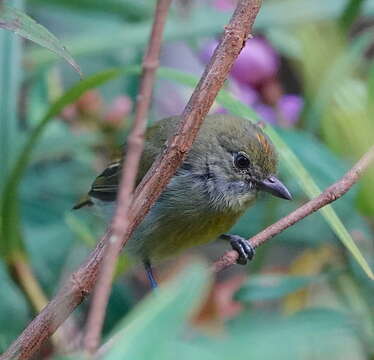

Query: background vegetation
[0,0,374,359]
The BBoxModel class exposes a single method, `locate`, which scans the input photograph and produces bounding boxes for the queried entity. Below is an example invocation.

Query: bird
[74,114,292,288]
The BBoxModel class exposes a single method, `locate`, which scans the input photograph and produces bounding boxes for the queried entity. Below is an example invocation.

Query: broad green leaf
[201,308,362,360]
[0,4,81,76]
[234,275,317,302]
[104,262,210,360]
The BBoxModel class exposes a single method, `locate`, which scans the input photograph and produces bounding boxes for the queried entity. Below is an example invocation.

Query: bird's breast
[136,206,243,260]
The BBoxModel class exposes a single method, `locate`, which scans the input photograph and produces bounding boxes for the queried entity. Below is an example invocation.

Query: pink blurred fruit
[76,90,102,117]
[104,95,132,127]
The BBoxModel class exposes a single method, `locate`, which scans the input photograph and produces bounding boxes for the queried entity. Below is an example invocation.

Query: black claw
[223,234,255,265]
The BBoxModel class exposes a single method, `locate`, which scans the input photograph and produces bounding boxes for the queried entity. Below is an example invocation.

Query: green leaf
[205,308,362,360]
[235,275,317,302]
[0,2,23,195]
[339,0,365,30]
[103,262,210,360]
[368,61,374,117]
[0,4,81,76]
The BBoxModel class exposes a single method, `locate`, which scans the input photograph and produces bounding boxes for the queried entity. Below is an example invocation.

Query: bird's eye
[234,153,250,170]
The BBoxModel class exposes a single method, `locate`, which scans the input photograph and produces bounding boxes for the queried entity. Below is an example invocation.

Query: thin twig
[0,1,262,359]
[83,0,172,354]
[212,145,374,273]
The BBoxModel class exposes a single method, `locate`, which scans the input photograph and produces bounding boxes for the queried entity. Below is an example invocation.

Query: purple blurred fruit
[276,94,303,126]
[201,37,279,87]
[231,81,259,107]
[254,103,276,124]
[213,0,235,11]
[200,39,219,65]
[231,38,279,87]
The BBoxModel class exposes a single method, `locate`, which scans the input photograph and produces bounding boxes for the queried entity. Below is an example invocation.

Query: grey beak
[259,175,292,200]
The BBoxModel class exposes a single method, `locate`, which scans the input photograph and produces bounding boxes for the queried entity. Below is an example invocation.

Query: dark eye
[234,153,250,170]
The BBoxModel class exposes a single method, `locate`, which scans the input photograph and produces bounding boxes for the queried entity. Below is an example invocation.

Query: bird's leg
[143,260,158,289]
[220,234,255,265]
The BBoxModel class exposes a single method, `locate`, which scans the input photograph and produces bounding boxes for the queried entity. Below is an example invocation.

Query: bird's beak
[259,175,292,200]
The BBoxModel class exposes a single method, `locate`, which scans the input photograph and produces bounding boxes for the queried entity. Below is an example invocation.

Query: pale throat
[203,177,257,213]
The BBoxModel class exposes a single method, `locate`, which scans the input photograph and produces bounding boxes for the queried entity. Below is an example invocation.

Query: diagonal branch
[83,0,172,354]
[0,1,263,359]
[212,145,374,273]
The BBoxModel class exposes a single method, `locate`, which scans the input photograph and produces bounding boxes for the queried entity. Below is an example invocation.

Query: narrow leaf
[0,5,82,76]
[368,61,374,116]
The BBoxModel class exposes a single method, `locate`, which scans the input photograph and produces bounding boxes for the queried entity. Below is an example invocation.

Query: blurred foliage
[0,0,374,359]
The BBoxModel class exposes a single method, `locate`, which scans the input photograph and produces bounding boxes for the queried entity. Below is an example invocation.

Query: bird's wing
[76,116,181,207]
[88,160,122,201]
[88,140,161,202]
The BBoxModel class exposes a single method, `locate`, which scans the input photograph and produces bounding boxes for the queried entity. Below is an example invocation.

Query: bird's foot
[144,260,158,289]
[220,234,255,265]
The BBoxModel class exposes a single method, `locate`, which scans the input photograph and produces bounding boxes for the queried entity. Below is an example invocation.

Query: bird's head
[184,115,292,212]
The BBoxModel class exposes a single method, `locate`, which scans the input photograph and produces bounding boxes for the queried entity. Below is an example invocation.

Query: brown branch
[213,145,374,273]
[83,0,172,354]
[0,1,263,359]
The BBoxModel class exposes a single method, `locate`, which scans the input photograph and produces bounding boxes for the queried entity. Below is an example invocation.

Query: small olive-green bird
[75,115,291,288]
